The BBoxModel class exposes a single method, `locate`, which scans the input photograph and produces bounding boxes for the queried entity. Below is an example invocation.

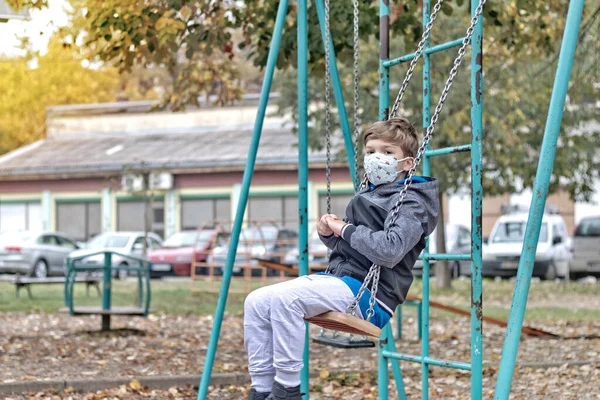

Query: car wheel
[31,259,48,279]
[451,261,461,279]
[542,263,557,281]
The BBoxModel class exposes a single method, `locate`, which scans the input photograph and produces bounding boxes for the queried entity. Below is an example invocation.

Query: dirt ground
[1,312,598,399]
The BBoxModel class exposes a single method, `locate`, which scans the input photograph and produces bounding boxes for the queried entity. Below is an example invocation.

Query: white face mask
[364,153,411,186]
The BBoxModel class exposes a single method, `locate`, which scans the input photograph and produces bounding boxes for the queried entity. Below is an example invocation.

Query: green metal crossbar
[377,1,483,399]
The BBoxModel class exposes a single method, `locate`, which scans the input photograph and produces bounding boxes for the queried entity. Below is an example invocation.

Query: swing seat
[305,311,382,338]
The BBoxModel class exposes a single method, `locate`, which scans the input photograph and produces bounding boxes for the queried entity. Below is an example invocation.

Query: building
[0,95,596,242]
[0,95,355,242]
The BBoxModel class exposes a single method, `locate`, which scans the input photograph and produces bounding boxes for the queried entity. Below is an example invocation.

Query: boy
[244,117,439,400]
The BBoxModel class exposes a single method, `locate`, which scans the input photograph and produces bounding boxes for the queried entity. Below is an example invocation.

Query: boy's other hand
[317,214,339,236]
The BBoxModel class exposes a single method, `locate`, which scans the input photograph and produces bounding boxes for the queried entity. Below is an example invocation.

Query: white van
[482,211,571,280]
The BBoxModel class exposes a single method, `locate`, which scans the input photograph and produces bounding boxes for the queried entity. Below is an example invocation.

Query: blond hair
[363,117,419,157]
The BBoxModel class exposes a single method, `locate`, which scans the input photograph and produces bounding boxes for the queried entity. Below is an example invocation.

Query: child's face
[365,138,414,174]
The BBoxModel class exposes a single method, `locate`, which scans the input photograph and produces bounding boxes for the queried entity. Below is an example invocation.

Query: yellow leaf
[319,369,329,379]
[130,379,142,391]
[180,5,191,20]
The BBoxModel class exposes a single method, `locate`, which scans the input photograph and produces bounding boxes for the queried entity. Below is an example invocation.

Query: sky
[0,0,68,57]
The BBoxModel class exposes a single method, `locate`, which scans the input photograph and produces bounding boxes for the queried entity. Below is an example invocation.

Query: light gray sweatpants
[243,274,360,391]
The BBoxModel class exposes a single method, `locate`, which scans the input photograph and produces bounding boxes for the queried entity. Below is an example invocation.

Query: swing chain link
[349,0,486,320]
[352,0,361,191]
[388,0,486,228]
[389,0,445,119]
[324,0,332,217]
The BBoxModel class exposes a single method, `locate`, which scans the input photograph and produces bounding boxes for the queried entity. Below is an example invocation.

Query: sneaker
[266,381,303,400]
[248,388,271,400]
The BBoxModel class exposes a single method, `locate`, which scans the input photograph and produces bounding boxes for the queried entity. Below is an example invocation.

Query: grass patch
[0,277,598,321]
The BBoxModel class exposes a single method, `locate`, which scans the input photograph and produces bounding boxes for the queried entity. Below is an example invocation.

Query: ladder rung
[419,253,471,261]
[384,37,466,67]
[424,144,471,158]
[381,351,472,371]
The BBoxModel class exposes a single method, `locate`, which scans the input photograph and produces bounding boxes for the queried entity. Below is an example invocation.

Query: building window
[318,193,354,218]
[56,202,101,242]
[247,195,299,229]
[117,198,165,239]
[0,202,42,232]
[181,197,231,231]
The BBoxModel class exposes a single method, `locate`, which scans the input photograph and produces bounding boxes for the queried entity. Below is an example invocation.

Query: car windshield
[492,222,548,243]
[87,233,130,249]
[163,231,213,247]
[240,227,278,243]
[575,217,600,237]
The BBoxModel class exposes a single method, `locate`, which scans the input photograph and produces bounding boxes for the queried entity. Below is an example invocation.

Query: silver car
[569,216,600,278]
[0,231,80,278]
[69,231,163,279]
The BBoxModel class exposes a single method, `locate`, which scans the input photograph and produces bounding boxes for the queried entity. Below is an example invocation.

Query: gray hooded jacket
[320,177,439,314]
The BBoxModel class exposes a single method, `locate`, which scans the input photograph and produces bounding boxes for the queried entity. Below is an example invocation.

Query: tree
[7,0,585,109]
[0,37,124,155]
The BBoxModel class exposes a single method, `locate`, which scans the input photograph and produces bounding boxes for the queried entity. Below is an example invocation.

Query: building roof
[0,127,337,179]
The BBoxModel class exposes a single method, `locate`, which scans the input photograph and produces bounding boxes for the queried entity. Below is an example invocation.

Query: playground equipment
[197,0,585,398]
[62,251,151,331]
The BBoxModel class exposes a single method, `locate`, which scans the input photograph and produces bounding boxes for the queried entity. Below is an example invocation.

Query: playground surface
[0,279,599,399]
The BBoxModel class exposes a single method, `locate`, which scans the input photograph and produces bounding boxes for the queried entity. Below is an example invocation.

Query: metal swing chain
[324,0,332,217]
[352,0,361,191]
[347,0,487,321]
[389,0,445,119]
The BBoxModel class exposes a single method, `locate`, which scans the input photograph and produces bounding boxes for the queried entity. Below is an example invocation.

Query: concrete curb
[0,374,245,395]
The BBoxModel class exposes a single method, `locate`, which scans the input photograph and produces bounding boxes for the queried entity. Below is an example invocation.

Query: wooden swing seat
[305,311,382,338]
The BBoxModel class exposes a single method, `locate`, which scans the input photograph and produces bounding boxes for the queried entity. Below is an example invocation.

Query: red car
[148,230,225,277]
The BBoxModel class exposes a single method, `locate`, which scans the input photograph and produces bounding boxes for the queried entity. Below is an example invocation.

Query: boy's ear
[402,157,415,172]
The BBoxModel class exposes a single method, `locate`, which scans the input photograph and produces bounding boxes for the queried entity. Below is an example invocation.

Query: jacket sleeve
[318,233,338,250]
[340,199,426,268]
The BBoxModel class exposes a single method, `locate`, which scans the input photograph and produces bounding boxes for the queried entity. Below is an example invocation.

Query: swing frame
[196,0,586,398]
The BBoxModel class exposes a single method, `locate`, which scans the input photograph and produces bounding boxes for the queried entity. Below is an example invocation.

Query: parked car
[209,225,298,276]
[283,230,330,267]
[413,223,472,278]
[482,211,570,280]
[69,231,163,279]
[0,231,79,278]
[569,216,600,278]
[148,229,228,277]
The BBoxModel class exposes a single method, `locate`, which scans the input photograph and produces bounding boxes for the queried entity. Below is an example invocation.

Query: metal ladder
[376,1,484,399]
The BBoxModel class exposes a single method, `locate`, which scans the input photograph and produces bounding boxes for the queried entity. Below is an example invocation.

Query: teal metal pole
[378,2,390,398]
[396,305,402,339]
[377,325,389,399]
[196,1,289,398]
[297,0,310,398]
[385,37,467,67]
[379,0,390,120]
[494,2,585,398]
[102,251,112,331]
[314,0,359,188]
[470,0,484,398]
[421,1,432,398]
[385,324,407,400]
